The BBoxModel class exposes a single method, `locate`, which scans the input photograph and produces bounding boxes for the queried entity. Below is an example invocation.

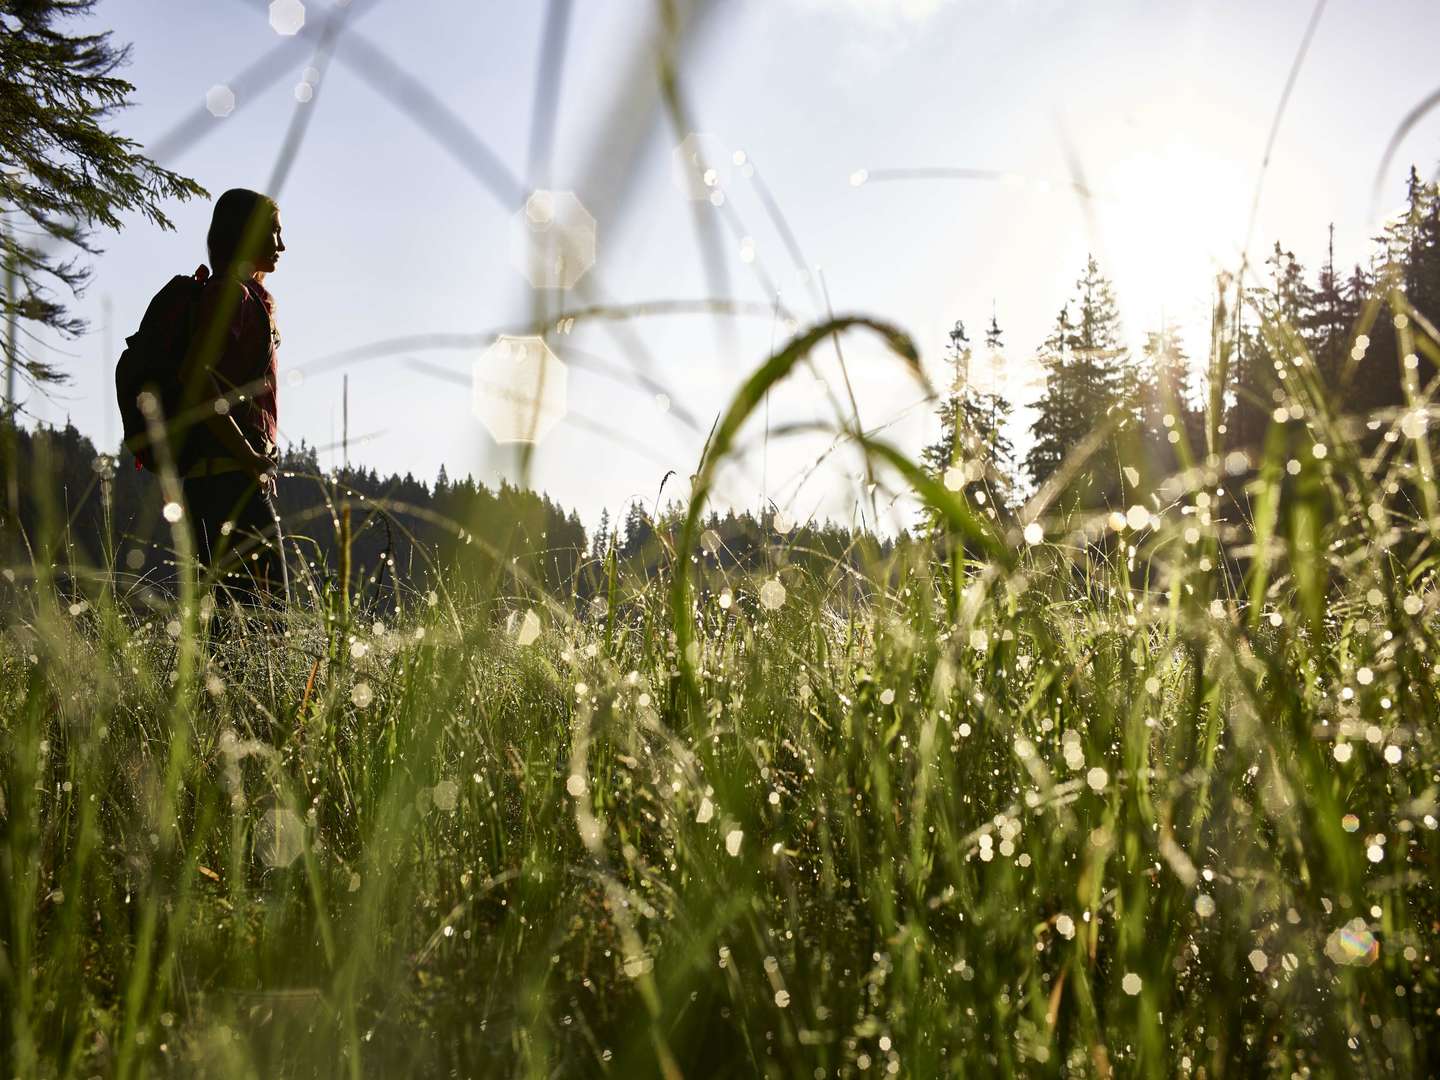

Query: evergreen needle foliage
[0,0,205,394]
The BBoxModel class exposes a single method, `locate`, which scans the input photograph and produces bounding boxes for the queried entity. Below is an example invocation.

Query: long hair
[206,188,278,279]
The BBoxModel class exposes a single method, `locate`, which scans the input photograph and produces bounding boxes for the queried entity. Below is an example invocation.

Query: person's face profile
[256,209,284,274]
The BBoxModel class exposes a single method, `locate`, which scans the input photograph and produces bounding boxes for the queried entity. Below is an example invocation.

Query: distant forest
[4,167,1438,608]
[1,425,895,614]
[921,166,1440,524]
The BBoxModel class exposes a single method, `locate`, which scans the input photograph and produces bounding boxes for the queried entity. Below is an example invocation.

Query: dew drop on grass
[1086,767,1109,793]
[1055,914,1075,939]
[351,682,373,708]
[566,774,587,797]
[1194,894,1216,918]
[725,829,743,856]
[1023,522,1043,545]
[774,990,791,1008]
[162,502,183,523]
[1383,745,1402,765]
[1248,949,1268,973]
[718,588,733,610]
[879,688,895,706]
[1342,813,1360,832]
[1122,973,1142,995]
[696,797,714,824]
[1333,743,1353,763]
[1356,666,1374,686]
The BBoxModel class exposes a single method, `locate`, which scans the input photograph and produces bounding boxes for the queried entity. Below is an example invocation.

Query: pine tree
[620,501,651,559]
[1,0,206,404]
[919,318,1014,533]
[591,507,611,559]
[1306,225,1351,386]
[1025,257,1129,498]
[1139,322,1192,427]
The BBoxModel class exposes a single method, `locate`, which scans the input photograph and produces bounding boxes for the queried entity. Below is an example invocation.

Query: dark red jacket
[187,272,280,458]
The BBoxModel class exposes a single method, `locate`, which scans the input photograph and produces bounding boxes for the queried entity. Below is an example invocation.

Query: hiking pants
[181,472,289,608]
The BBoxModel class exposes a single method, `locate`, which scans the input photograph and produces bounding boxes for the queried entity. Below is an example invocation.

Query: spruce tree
[0,0,206,405]
[1025,257,1129,498]
[919,318,1014,534]
[1139,322,1192,427]
[1306,225,1351,386]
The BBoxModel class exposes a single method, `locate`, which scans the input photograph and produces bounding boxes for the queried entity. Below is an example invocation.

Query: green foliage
[0,0,205,394]
[1025,257,1131,502]
[919,318,1015,532]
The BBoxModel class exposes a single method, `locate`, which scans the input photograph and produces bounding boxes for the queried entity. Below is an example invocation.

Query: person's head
[207,188,284,281]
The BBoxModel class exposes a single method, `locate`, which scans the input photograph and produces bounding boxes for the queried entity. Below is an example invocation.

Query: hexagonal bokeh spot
[472,335,568,444]
[671,133,730,201]
[269,0,305,35]
[256,807,304,868]
[510,190,596,290]
[205,84,236,118]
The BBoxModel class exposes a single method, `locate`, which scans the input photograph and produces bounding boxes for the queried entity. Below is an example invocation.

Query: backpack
[115,267,208,472]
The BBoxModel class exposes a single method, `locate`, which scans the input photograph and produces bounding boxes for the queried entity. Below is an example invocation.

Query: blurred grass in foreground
[3,306,1440,1079]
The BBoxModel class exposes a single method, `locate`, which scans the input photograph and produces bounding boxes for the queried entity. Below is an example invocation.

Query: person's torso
[192,277,280,456]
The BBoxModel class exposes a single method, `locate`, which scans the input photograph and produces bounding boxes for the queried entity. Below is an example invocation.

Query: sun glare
[1095,140,1250,346]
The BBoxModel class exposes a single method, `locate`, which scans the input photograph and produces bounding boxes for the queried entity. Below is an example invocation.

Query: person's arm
[203,407,271,478]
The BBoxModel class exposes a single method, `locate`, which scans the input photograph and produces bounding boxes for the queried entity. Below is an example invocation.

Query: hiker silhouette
[174,187,289,610]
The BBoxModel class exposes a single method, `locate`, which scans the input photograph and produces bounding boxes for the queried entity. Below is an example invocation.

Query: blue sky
[25,0,1440,533]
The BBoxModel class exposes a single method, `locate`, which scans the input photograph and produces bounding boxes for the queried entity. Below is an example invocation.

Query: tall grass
[3,289,1439,1077]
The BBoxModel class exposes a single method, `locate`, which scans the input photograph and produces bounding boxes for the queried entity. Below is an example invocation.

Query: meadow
[3,302,1439,1079]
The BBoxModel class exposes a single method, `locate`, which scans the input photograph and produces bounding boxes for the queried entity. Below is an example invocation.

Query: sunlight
[1095,139,1250,341]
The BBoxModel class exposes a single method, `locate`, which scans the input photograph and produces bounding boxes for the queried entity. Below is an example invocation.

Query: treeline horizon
[1,422,901,612]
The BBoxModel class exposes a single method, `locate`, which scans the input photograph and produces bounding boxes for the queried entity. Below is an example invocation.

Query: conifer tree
[1025,257,1129,497]
[1,0,206,404]
[591,507,612,559]
[1306,225,1352,385]
[919,318,1014,533]
[1138,322,1192,427]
